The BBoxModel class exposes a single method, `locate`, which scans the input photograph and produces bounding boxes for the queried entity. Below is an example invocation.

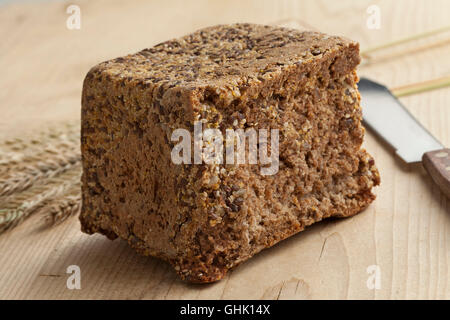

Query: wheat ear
[42,194,82,226]
[0,153,81,197]
[0,136,80,173]
[0,122,80,170]
[0,168,81,234]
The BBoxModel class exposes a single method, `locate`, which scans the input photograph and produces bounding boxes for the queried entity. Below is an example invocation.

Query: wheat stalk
[0,130,80,172]
[0,166,81,234]
[0,123,81,196]
[361,24,450,58]
[0,148,78,175]
[0,144,81,178]
[0,152,81,197]
[0,123,83,233]
[0,182,75,233]
[391,75,450,98]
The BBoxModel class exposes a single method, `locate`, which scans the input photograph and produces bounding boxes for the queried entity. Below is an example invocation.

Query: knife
[358,77,450,199]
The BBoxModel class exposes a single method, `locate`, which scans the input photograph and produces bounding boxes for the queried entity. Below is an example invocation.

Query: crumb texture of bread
[80,23,380,283]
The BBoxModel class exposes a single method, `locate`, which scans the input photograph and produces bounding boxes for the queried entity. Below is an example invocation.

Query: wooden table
[0,0,449,300]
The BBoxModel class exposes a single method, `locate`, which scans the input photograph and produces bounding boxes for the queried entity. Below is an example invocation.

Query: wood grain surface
[0,0,449,300]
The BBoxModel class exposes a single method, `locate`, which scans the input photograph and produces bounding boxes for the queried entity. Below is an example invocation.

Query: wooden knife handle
[423,148,450,199]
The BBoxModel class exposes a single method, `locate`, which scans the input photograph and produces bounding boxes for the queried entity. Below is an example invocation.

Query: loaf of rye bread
[80,23,380,283]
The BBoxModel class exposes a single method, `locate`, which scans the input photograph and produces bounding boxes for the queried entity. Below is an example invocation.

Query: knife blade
[358,77,450,199]
[358,77,443,163]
